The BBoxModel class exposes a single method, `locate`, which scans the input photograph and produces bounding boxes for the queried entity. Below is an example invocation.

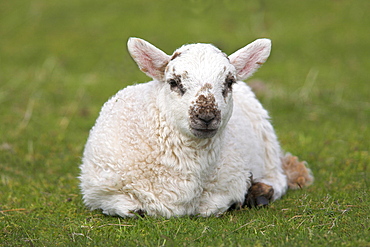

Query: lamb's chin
[190,128,218,139]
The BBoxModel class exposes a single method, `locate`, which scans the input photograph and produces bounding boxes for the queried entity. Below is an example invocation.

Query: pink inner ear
[128,38,170,81]
[238,47,267,77]
[136,52,155,73]
[229,39,271,81]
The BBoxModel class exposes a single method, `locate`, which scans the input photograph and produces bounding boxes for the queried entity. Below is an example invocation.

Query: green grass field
[1,0,369,246]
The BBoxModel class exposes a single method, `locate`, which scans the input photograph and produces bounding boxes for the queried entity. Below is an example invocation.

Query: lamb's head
[127,38,271,139]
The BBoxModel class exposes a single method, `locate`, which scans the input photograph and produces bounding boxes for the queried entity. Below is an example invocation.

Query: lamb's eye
[222,73,236,97]
[168,78,186,96]
[169,79,178,89]
[226,77,236,89]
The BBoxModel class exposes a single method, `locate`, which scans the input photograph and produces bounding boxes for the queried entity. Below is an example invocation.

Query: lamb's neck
[160,126,224,174]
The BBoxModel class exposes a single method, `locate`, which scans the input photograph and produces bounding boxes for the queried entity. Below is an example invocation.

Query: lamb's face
[163,44,236,139]
[127,37,271,139]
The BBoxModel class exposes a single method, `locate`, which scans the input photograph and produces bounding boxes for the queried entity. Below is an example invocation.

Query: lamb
[79,37,313,218]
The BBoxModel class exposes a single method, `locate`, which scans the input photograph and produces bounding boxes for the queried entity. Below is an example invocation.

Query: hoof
[255,195,269,207]
[244,182,274,208]
[131,209,146,217]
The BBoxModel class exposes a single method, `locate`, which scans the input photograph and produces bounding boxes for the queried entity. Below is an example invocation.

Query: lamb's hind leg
[282,153,314,189]
[243,153,314,208]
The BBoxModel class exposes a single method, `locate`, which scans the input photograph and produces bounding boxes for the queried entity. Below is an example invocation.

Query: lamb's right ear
[127,38,170,81]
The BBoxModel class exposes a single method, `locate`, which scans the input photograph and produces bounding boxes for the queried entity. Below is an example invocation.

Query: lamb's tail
[281,153,314,189]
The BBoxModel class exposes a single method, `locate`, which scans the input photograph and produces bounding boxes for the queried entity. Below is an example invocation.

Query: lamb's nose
[198,113,215,125]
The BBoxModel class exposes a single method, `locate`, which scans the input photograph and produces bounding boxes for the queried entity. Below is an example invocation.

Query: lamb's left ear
[229,39,271,81]
[127,38,170,81]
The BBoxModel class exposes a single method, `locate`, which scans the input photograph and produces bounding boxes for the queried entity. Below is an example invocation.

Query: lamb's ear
[127,38,170,81]
[229,39,271,81]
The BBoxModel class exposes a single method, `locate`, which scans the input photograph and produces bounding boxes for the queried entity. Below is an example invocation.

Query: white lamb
[79,37,313,218]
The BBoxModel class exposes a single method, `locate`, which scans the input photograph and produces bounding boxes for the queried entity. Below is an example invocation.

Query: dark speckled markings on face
[168,74,186,96]
[222,72,236,98]
[170,51,181,61]
[199,83,213,93]
[188,92,221,139]
[182,70,189,80]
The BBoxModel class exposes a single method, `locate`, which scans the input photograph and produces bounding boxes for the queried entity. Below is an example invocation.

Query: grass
[0,0,369,246]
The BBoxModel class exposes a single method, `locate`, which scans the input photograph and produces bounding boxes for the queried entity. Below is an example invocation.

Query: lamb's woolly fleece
[79,38,312,218]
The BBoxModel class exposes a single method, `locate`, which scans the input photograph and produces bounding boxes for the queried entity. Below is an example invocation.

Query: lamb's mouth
[190,128,219,139]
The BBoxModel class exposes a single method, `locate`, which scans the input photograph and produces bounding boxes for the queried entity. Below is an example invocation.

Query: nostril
[198,114,215,125]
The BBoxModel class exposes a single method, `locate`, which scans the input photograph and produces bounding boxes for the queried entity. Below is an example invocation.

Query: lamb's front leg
[197,173,251,216]
[244,182,274,208]
[197,193,238,217]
